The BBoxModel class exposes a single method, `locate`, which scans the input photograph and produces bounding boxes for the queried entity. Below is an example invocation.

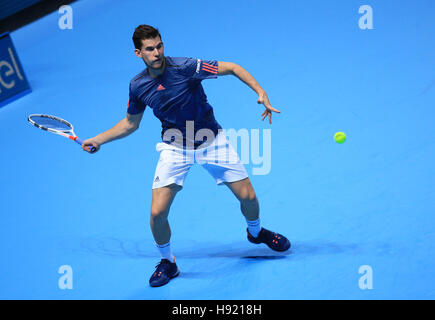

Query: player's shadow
[74,237,367,261]
[74,237,291,260]
[169,240,366,260]
[290,240,365,257]
[179,242,291,260]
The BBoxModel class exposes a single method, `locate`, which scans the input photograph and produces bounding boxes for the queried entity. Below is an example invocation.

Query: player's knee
[239,189,257,205]
[150,207,168,221]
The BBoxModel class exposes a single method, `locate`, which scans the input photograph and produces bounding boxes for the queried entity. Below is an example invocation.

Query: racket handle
[75,137,96,153]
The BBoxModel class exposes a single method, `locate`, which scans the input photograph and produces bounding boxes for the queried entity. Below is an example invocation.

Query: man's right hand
[82,139,100,153]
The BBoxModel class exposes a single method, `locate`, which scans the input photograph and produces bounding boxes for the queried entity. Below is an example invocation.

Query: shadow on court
[72,236,372,260]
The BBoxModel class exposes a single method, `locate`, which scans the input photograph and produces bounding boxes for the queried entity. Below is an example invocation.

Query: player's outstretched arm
[217,61,280,124]
[82,112,144,153]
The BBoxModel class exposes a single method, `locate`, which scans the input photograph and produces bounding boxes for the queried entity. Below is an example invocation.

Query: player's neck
[147,58,166,79]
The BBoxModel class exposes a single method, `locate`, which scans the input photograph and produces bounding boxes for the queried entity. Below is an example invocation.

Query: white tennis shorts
[152,131,248,189]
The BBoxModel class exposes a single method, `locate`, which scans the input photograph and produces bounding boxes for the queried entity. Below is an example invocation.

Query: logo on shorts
[154,176,160,182]
[157,84,165,91]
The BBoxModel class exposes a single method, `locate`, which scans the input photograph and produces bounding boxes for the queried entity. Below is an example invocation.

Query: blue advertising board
[0,32,31,108]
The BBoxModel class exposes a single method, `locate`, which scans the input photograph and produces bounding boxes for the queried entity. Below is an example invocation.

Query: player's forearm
[93,118,137,145]
[232,64,265,95]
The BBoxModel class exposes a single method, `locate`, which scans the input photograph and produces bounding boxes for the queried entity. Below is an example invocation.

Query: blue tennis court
[0,0,434,299]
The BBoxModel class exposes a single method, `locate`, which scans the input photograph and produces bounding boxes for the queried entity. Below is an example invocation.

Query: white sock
[246,218,261,237]
[156,242,175,263]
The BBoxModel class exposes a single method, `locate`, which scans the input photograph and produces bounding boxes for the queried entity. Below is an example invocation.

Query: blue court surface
[1,0,434,300]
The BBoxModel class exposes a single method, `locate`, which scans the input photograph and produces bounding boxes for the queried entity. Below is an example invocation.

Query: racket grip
[75,137,96,153]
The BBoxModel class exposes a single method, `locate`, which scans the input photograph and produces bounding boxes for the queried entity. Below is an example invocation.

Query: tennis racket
[28,114,96,153]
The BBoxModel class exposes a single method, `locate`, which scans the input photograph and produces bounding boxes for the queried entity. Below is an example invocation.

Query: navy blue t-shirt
[127,56,222,149]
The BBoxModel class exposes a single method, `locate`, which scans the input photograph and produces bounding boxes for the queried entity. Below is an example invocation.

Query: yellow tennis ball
[334,132,346,144]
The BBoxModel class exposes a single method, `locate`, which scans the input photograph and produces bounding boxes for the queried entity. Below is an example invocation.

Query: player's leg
[149,183,182,288]
[199,132,290,252]
[149,142,192,287]
[150,183,182,245]
[224,177,290,252]
[224,177,262,239]
[151,142,192,248]
[224,177,259,221]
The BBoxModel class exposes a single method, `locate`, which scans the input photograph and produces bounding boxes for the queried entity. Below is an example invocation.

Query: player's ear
[134,48,142,58]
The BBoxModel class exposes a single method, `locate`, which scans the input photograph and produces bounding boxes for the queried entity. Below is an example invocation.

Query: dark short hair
[132,25,162,50]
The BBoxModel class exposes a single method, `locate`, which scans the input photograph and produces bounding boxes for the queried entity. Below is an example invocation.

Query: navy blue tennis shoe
[247,227,291,252]
[149,259,180,287]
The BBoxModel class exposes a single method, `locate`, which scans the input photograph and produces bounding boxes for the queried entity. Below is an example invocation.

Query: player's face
[135,36,165,69]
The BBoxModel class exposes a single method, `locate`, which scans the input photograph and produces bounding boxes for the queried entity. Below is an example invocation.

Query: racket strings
[29,115,72,131]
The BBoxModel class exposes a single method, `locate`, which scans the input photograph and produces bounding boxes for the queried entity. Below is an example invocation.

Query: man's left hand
[257,91,281,124]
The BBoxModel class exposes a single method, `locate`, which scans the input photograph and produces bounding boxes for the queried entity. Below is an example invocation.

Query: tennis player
[82,25,290,287]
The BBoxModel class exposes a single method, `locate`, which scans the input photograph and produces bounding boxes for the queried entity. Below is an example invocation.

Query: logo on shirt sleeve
[195,59,201,74]
[201,62,218,74]
[195,59,218,75]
